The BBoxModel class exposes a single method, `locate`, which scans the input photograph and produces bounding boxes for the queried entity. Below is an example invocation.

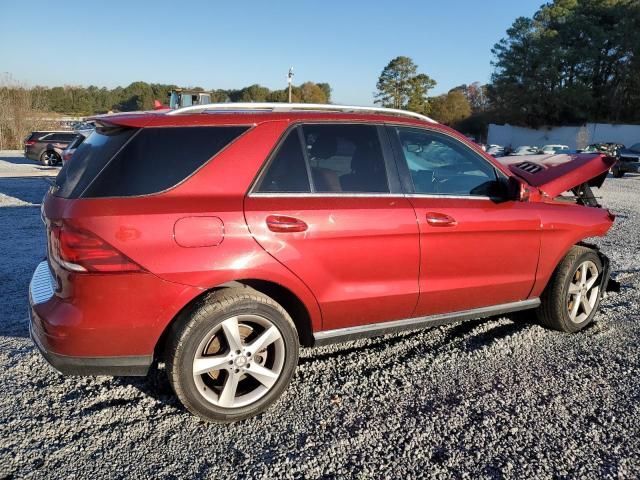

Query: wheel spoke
[581,294,593,315]
[246,363,279,388]
[570,293,581,321]
[218,373,239,407]
[586,273,599,290]
[568,282,581,294]
[247,326,281,354]
[580,263,588,285]
[221,316,243,351]
[193,354,230,375]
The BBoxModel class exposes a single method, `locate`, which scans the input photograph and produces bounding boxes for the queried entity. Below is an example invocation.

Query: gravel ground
[1,151,638,479]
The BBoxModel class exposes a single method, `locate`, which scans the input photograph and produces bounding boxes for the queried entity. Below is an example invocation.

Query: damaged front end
[504,153,617,205]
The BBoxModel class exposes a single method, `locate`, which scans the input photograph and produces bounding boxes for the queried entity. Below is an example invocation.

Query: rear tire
[536,246,603,333]
[40,150,60,166]
[166,288,299,423]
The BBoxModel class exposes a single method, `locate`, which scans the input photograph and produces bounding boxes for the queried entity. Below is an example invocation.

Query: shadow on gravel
[0,155,36,166]
[114,365,183,412]
[0,177,52,204]
[300,314,535,366]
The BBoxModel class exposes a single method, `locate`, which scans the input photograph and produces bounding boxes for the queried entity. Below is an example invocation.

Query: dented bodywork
[503,153,616,199]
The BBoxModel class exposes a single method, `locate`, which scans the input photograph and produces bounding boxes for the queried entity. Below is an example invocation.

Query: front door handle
[426,212,457,227]
[266,215,308,233]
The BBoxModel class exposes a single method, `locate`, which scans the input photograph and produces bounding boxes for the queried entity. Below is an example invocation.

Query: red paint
[32,109,614,360]
[174,216,224,247]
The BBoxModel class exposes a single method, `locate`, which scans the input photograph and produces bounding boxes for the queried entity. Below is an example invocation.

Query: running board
[313,298,541,346]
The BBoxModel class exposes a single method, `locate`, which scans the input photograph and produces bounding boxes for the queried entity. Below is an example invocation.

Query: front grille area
[29,261,55,305]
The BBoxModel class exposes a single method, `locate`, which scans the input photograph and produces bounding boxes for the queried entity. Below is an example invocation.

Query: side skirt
[313,298,541,346]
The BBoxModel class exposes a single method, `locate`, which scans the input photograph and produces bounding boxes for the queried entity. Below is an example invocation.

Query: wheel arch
[155,278,316,362]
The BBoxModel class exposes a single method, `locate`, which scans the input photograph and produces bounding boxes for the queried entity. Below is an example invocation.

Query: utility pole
[287,67,294,103]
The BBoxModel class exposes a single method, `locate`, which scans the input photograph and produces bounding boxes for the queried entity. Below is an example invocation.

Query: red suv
[29,103,617,422]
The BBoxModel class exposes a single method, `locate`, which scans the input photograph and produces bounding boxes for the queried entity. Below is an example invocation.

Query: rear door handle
[266,215,308,233]
[425,212,457,227]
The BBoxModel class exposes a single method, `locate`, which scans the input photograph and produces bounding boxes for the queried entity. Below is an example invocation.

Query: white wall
[488,123,640,149]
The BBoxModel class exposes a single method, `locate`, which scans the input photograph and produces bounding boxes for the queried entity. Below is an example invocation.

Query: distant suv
[30,103,617,422]
[613,142,640,177]
[24,131,80,166]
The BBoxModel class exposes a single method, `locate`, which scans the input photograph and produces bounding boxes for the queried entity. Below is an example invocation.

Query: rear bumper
[29,317,152,376]
[28,259,199,376]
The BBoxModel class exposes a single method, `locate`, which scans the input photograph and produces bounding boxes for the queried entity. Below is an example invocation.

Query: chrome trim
[248,192,403,198]
[405,194,493,200]
[313,298,541,346]
[29,261,55,305]
[248,192,494,200]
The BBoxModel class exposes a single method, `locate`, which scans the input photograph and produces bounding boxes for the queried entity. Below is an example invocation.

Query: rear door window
[255,129,311,193]
[301,124,389,193]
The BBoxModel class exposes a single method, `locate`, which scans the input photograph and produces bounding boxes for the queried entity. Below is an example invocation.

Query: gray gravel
[1,151,639,479]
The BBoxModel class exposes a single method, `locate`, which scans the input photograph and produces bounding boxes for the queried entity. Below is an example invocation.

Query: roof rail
[165,102,436,123]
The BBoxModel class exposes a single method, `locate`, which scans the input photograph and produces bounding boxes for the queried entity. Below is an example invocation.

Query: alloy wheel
[567,260,600,324]
[192,314,285,408]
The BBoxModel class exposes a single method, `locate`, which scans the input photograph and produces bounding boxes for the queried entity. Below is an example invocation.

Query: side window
[395,127,498,196]
[256,129,311,193]
[301,124,389,193]
[82,126,248,198]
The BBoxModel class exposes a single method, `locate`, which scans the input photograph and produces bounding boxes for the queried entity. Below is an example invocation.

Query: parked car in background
[72,121,96,138]
[486,144,505,157]
[61,134,87,165]
[509,146,539,156]
[30,103,618,423]
[613,143,640,177]
[581,143,624,157]
[24,131,81,166]
[539,144,570,155]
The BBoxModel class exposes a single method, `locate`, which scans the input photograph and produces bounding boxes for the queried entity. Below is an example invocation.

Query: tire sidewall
[558,250,603,332]
[171,297,299,422]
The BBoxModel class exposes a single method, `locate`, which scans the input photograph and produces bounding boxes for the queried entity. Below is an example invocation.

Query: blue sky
[0,0,542,105]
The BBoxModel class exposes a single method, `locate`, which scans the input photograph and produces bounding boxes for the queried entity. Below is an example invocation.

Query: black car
[24,131,81,166]
[614,142,640,177]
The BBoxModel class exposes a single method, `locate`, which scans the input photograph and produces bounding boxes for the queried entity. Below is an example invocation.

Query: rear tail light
[25,140,36,146]
[50,221,144,273]
[62,151,72,162]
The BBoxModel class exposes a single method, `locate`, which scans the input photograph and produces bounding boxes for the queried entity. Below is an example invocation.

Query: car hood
[499,153,616,197]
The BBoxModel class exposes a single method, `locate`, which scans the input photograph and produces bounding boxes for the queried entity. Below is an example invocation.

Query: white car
[540,144,570,154]
[510,146,540,156]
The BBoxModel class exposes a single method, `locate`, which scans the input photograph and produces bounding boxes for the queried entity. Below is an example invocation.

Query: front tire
[536,246,603,332]
[611,165,624,178]
[166,288,299,423]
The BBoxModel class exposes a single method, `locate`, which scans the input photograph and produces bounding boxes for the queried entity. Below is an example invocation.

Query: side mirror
[508,176,530,201]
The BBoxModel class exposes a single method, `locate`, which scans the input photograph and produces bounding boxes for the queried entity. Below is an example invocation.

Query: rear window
[53,125,136,198]
[53,125,248,198]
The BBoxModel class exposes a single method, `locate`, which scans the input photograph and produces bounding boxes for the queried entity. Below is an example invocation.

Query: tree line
[1,79,332,116]
[375,0,640,133]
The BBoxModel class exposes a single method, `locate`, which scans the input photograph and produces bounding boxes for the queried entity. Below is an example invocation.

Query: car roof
[90,103,441,130]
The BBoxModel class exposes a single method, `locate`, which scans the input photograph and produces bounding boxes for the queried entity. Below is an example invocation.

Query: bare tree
[0,73,54,150]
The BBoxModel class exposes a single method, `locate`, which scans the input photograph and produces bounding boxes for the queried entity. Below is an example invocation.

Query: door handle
[425,212,457,227]
[266,215,308,233]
